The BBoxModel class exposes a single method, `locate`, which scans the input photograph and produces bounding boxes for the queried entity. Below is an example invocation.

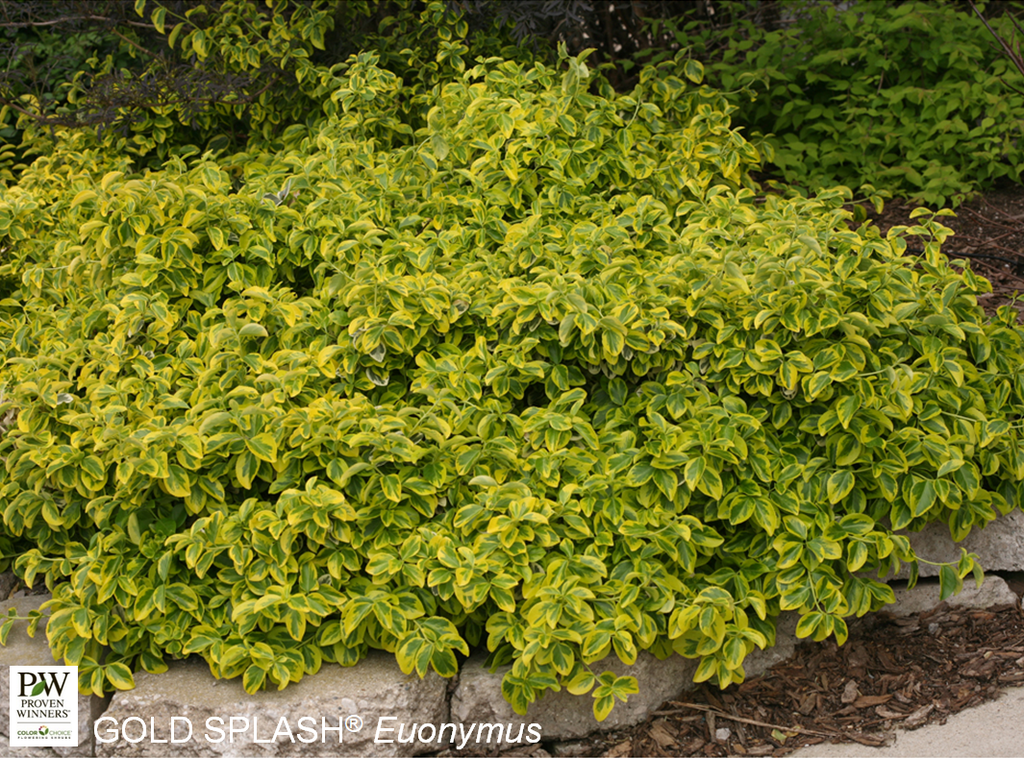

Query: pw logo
[18,671,69,698]
[8,665,78,747]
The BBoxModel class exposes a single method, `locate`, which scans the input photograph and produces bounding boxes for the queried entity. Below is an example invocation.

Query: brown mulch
[591,598,1024,758]
[857,184,1024,320]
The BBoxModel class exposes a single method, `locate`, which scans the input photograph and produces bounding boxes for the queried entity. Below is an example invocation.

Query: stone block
[0,592,93,757]
[94,652,447,758]
[899,509,1024,577]
[745,612,798,679]
[884,575,1018,617]
[450,649,697,747]
[450,612,798,747]
[548,739,598,757]
[0,732,61,757]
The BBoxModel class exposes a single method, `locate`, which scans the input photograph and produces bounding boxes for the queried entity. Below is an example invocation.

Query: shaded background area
[4,0,1024,205]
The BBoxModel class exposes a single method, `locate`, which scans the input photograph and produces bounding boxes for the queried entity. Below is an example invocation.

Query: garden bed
[596,581,1023,758]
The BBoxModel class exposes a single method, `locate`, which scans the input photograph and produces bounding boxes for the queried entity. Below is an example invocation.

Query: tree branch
[109,28,164,61]
[0,14,153,29]
[969,0,1024,80]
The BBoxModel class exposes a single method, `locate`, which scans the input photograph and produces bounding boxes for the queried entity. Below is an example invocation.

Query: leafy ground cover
[577,182,1024,754]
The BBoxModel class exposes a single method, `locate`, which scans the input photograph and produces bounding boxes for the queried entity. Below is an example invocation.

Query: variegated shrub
[0,44,1020,721]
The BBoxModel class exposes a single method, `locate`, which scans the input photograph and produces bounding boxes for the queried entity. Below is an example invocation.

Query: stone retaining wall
[0,512,1021,758]
[900,509,1024,577]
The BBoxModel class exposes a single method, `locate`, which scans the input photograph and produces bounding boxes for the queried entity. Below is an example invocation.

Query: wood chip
[904,704,936,728]
[847,733,889,747]
[679,738,705,755]
[853,694,893,708]
[875,705,906,720]
[648,721,677,749]
[840,680,860,704]
[797,692,817,716]
[602,740,632,758]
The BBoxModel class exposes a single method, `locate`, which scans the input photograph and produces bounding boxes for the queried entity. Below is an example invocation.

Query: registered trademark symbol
[344,715,363,731]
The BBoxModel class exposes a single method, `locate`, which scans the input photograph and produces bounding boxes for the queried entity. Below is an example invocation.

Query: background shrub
[456,0,1024,206]
[644,0,1024,206]
[8,1,1024,206]
[0,0,527,173]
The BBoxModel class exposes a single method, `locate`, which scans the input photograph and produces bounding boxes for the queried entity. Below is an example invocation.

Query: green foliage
[654,0,1024,206]
[0,19,135,182]
[126,0,531,156]
[97,0,344,158]
[0,37,1017,721]
[1,0,523,175]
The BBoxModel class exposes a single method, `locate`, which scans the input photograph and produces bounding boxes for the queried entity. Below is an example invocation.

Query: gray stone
[95,653,447,758]
[451,649,696,746]
[548,739,600,757]
[745,612,798,679]
[499,747,551,758]
[0,732,62,757]
[885,576,1018,617]
[0,571,19,601]
[0,593,93,756]
[898,509,1024,577]
[451,612,798,747]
